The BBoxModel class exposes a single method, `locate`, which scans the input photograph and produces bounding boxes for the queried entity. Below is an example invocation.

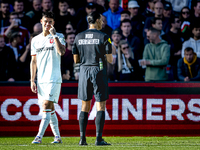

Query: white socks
[37,109,51,138]
[50,110,61,137]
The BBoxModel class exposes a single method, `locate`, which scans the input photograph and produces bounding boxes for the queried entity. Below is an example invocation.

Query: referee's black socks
[95,111,105,141]
[79,111,88,141]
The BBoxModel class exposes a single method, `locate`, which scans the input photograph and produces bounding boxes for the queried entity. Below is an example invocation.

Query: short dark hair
[0,0,9,5]
[42,11,54,19]
[14,0,24,4]
[191,22,200,30]
[10,12,18,17]
[58,0,69,4]
[121,10,130,16]
[120,19,131,26]
[194,0,200,7]
[87,11,101,24]
[184,47,194,52]
[148,27,161,34]
[151,17,162,25]
[65,32,75,39]
[170,14,180,24]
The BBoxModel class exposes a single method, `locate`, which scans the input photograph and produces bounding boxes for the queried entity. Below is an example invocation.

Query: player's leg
[95,101,110,145]
[49,83,62,143]
[79,100,91,145]
[50,104,62,143]
[32,100,53,144]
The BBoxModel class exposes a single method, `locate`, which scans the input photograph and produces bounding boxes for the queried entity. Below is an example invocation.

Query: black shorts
[78,65,108,102]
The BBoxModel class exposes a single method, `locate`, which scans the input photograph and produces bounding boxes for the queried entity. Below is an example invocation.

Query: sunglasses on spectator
[122,46,129,50]
[182,12,189,14]
[175,20,181,23]
[66,28,72,30]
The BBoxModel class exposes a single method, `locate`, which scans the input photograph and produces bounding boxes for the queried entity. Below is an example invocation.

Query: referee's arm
[73,54,80,64]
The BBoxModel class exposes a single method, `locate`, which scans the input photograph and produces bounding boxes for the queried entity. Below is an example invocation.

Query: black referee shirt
[72,29,112,66]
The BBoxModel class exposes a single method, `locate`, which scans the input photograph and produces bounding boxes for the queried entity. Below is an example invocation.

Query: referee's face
[41,16,55,32]
[96,16,103,30]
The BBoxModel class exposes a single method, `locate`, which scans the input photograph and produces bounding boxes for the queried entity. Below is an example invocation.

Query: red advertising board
[0,82,200,137]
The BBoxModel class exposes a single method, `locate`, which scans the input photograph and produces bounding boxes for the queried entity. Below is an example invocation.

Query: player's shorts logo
[50,39,54,44]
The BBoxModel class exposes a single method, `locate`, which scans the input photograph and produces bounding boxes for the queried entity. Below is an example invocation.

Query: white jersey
[31,32,66,83]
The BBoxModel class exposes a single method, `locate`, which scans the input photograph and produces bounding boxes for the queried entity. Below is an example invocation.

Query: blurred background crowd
[0,0,200,82]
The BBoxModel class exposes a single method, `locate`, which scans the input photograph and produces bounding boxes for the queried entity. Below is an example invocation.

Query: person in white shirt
[181,23,200,57]
[30,11,66,144]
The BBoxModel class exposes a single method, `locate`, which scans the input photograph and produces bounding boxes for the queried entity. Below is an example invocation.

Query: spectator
[107,29,121,80]
[141,27,170,81]
[181,23,200,57]
[67,5,76,16]
[114,40,135,81]
[142,0,158,19]
[1,12,30,47]
[54,0,74,34]
[65,22,76,35]
[96,0,108,12]
[25,0,43,31]
[180,6,192,41]
[0,34,15,81]
[33,22,42,34]
[100,15,112,38]
[128,0,145,40]
[13,0,31,31]
[61,32,75,80]
[162,14,183,80]
[144,17,164,45]
[0,0,10,30]
[6,32,26,81]
[163,1,173,18]
[42,0,53,12]
[177,47,200,81]
[103,0,123,30]
[120,19,141,60]
[19,32,38,81]
[193,0,200,19]
[76,3,96,34]
[143,1,170,41]
[120,10,131,21]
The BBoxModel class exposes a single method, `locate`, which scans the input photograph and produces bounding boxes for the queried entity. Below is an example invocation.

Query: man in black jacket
[177,47,200,81]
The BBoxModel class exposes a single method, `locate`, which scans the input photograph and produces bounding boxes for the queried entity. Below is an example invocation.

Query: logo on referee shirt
[49,94,53,97]
[50,39,54,44]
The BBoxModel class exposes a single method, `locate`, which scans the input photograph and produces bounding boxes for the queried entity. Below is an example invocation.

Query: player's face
[96,16,103,30]
[41,17,55,32]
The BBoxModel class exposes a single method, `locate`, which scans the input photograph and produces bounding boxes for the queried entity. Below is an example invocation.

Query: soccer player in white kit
[30,11,66,144]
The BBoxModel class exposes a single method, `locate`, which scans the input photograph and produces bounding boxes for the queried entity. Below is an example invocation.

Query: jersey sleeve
[58,33,66,46]
[104,34,112,54]
[72,35,79,55]
[31,38,36,56]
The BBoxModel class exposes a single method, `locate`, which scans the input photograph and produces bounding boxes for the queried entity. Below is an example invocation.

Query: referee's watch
[52,34,58,39]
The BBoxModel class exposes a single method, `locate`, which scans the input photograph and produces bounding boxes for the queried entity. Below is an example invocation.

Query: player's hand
[31,81,37,93]
[49,25,56,36]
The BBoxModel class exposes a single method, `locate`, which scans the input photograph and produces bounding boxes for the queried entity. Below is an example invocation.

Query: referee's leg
[79,100,91,145]
[95,101,111,145]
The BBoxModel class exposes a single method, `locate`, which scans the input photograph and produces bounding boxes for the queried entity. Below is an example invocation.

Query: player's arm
[73,54,80,64]
[30,55,37,93]
[50,25,66,56]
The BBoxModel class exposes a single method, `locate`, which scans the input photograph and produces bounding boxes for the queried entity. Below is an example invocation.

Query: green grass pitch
[0,137,200,150]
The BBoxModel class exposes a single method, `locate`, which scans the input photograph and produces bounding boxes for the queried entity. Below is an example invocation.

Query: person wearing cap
[76,2,97,34]
[103,0,123,30]
[163,1,173,18]
[128,0,145,40]
[107,29,122,80]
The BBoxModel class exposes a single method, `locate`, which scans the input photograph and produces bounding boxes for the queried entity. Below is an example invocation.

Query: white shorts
[37,83,61,103]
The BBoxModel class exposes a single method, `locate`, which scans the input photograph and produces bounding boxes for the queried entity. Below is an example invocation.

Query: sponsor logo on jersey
[85,34,93,38]
[50,39,54,44]
[36,47,54,52]
[78,39,99,45]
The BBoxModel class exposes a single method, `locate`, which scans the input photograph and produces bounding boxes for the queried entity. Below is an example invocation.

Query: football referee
[72,11,113,146]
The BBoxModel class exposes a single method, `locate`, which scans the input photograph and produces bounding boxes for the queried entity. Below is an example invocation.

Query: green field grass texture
[0,137,200,150]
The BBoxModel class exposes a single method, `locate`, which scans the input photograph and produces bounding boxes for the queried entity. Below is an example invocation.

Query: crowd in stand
[0,0,200,82]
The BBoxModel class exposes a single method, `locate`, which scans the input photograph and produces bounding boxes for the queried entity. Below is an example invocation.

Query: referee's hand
[31,81,37,93]
[49,25,56,36]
